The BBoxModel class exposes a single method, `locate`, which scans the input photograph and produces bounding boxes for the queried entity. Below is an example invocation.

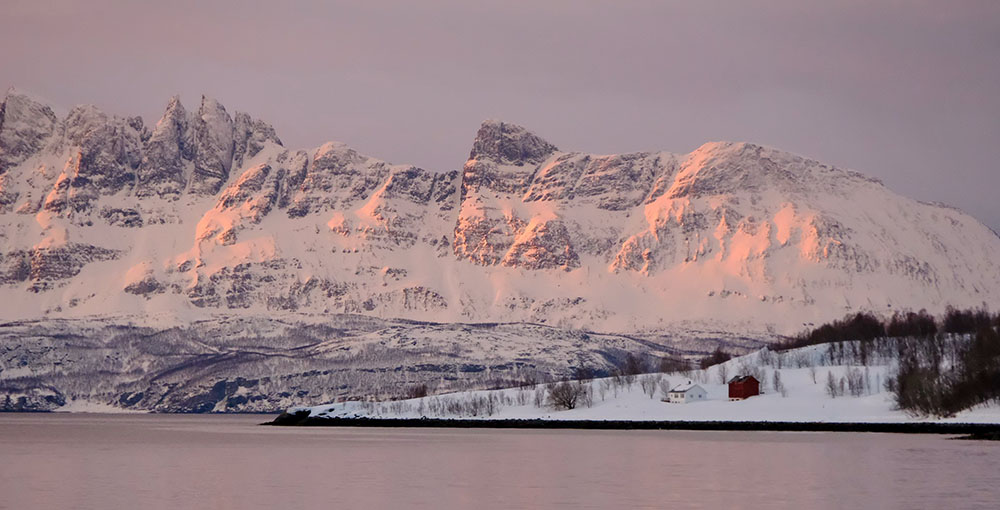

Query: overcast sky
[2,0,998,230]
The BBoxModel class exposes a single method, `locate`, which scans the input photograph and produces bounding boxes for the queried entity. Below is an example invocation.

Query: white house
[666,381,708,403]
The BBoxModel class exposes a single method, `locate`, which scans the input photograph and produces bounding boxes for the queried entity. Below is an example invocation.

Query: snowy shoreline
[265,414,999,436]
[279,342,1000,428]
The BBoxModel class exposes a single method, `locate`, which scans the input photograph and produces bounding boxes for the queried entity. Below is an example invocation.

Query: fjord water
[1,414,998,509]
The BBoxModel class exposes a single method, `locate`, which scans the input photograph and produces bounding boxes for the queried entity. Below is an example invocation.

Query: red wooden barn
[728,375,760,400]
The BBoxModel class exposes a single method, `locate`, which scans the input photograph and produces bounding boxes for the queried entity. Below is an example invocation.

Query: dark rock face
[501,220,580,271]
[55,105,144,212]
[381,167,458,209]
[232,112,282,169]
[188,97,235,195]
[0,90,58,175]
[138,96,193,198]
[522,153,589,202]
[0,243,119,291]
[470,120,558,166]
[123,275,165,296]
[454,213,527,266]
[286,143,390,216]
[0,250,31,284]
[27,244,120,291]
[100,207,143,228]
[216,163,283,224]
[135,96,282,198]
[574,152,673,210]
[0,389,66,411]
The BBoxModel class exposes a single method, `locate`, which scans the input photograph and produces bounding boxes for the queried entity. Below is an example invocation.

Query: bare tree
[773,370,787,397]
[826,371,840,398]
[547,381,587,410]
[717,363,729,384]
[640,374,661,398]
[659,378,673,400]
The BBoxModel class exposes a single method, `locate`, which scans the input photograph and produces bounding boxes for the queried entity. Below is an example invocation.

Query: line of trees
[893,326,1000,416]
[785,307,1000,416]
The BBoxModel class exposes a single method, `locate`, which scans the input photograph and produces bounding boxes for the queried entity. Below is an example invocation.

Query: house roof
[728,375,759,384]
[670,382,703,393]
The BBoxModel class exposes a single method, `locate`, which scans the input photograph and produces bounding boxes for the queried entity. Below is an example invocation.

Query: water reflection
[1,414,998,510]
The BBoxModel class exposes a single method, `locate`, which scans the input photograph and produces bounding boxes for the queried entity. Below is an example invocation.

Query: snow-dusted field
[294,344,1000,424]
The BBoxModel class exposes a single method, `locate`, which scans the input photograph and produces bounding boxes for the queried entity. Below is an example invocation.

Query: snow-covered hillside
[2,314,772,412]
[2,89,1000,334]
[294,343,1000,424]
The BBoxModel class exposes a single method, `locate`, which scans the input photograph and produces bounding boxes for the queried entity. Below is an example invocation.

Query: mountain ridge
[1,89,998,335]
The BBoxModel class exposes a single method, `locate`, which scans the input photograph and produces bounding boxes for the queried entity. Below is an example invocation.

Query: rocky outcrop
[138,96,192,197]
[0,89,58,175]
[137,96,282,198]
[286,142,391,216]
[47,105,145,213]
[188,97,235,195]
[469,120,558,166]
[232,111,282,169]
[27,244,120,291]
[501,219,579,271]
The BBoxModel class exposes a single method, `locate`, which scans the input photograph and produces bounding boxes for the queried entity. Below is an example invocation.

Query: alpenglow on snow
[1,89,999,334]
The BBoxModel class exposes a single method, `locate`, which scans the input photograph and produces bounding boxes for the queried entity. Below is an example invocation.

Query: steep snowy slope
[1,89,999,335]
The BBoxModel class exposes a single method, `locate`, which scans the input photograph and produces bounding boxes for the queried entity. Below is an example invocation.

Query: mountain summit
[1,91,998,334]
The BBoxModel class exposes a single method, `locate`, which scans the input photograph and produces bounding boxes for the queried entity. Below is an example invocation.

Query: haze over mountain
[2,89,999,336]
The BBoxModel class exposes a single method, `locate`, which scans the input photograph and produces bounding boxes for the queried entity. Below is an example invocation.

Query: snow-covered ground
[293,344,1000,424]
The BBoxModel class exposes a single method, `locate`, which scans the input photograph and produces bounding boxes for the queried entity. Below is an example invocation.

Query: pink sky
[2,0,998,230]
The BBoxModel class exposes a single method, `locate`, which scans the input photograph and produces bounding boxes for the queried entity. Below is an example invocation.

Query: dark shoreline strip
[264,412,999,435]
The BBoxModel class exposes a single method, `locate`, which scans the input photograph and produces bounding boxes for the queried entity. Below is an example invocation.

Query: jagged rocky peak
[232,110,281,169]
[187,95,236,195]
[462,120,558,197]
[138,95,193,197]
[0,87,58,174]
[469,120,558,166]
[137,94,283,198]
[41,104,145,214]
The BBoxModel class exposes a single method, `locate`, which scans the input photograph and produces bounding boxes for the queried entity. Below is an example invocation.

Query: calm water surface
[1,413,998,509]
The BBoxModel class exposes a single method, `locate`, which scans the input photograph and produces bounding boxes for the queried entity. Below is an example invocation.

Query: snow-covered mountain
[2,88,999,336]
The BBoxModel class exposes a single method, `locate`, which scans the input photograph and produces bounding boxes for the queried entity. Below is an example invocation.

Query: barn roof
[728,375,759,384]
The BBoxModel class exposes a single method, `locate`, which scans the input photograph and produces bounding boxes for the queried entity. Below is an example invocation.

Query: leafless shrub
[826,371,841,398]
[658,378,673,399]
[640,374,661,398]
[773,370,787,397]
[717,363,729,384]
[846,367,865,396]
[533,386,546,408]
[547,381,588,410]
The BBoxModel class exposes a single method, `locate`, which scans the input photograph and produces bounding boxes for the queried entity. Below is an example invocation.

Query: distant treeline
[780,307,1000,417]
